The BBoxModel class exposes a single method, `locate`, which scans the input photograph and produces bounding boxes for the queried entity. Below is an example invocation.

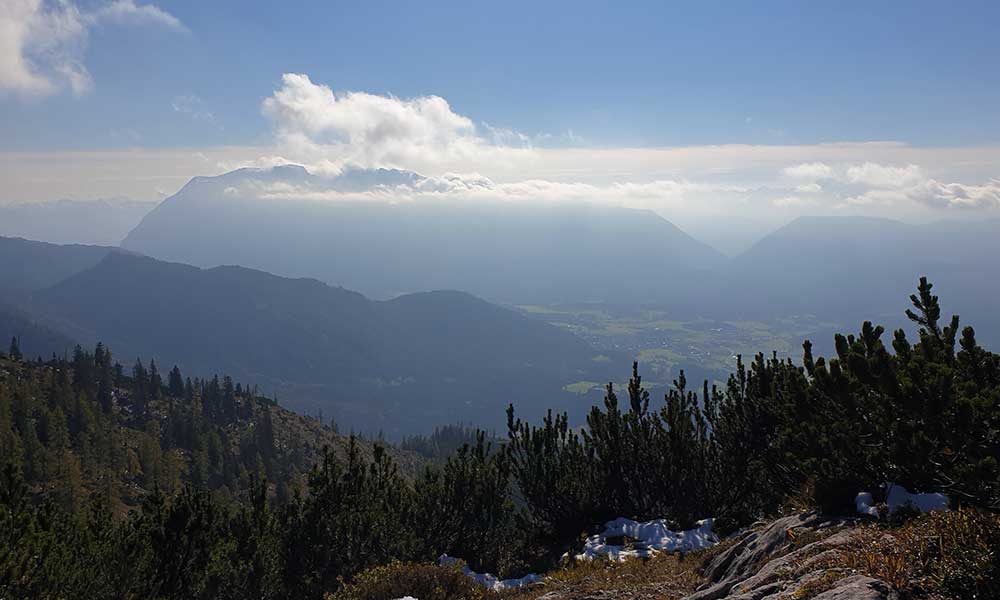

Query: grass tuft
[838,508,1000,599]
[327,561,497,600]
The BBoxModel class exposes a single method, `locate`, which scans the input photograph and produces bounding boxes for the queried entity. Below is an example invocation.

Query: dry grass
[505,550,713,600]
[327,562,498,600]
[837,508,1000,599]
[791,570,850,599]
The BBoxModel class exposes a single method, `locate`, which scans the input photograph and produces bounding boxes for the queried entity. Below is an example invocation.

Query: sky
[2,0,999,251]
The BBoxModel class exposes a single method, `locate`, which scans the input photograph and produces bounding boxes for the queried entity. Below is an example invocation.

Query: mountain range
[4,165,999,434]
[120,165,1000,341]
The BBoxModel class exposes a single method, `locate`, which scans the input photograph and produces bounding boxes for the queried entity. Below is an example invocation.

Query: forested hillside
[31,251,611,434]
[3,279,999,599]
[0,339,417,515]
[0,235,617,435]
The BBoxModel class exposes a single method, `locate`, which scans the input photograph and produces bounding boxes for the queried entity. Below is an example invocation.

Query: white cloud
[0,0,90,97]
[255,75,1000,223]
[845,162,923,188]
[252,172,750,215]
[261,73,538,175]
[0,0,185,98]
[775,159,1000,214]
[841,175,1000,210]
[909,178,1000,210]
[93,0,186,31]
[256,76,1000,220]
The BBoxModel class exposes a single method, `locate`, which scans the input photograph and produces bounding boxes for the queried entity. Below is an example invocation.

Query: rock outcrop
[684,513,895,600]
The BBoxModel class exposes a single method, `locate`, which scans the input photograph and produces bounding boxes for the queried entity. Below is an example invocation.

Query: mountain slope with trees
[26,251,614,435]
[0,340,419,516]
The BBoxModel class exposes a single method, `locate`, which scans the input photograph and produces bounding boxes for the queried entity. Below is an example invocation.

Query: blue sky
[4,0,1000,150]
[2,0,999,248]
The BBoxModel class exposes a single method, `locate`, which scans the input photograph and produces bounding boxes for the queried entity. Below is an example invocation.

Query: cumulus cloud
[0,0,185,98]
[909,178,1000,210]
[839,170,1000,210]
[261,73,541,175]
[773,158,1000,214]
[845,162,923,188]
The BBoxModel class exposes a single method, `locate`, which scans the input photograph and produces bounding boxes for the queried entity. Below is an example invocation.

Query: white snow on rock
[855,483,950,517]
[855,492,880,517]
[575,517,718,561]
[438,555,542,591]
[886,483,949,514]
[392,597,418,600]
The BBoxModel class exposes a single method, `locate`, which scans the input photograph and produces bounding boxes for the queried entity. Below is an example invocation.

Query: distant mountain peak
[123,165,727,304]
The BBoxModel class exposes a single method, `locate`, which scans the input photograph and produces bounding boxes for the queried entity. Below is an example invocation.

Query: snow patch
[438,555,542,591]
[887,483,949,514]
[575,517,718,561]
[855,483,950,517]
[855,492,879,517]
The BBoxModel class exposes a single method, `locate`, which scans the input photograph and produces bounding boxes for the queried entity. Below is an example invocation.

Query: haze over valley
[3,160,999,435]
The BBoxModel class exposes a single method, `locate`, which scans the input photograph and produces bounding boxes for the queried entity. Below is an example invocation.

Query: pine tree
[8,336,21,361]
[222,375,237,423]
[96,345,114,414]
[167,365,184,398]
[148,359,162,400]
[132,359,149,418]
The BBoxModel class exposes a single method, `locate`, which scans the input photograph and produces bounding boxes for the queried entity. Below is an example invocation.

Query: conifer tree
[96,345,114,414]
[132,359,149,418]
[148,359,162,400]
[167,366,184,398]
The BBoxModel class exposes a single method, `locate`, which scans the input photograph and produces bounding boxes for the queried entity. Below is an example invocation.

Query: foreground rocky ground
[335,508,997,600]
[517,513,893,600]
[684,514,892,600]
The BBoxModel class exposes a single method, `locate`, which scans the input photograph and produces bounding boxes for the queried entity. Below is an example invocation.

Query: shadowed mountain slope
[32,252,615,435]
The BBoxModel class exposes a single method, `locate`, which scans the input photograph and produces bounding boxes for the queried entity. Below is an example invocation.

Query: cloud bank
[2,71,997,255]
[0,0,185,98]
[256,74,1000,222]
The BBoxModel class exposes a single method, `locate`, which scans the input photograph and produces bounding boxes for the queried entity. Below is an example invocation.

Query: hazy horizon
[3,1,999,253]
